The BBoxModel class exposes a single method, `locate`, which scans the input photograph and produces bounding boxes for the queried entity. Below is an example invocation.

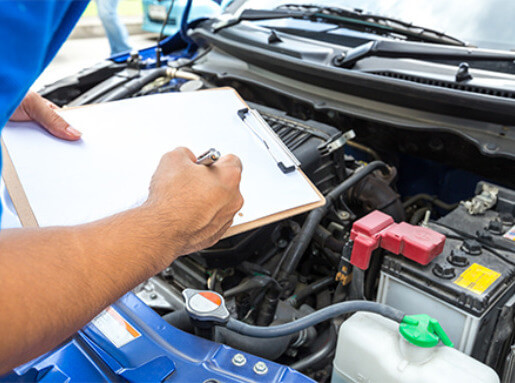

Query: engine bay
[36,33,515,381]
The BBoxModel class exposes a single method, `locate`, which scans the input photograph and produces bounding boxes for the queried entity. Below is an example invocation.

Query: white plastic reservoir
[331,312,499,383]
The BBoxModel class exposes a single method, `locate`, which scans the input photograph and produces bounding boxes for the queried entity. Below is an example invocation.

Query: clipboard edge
[223,170,326,239]
[220,87,326,237]
[1,138,39,227]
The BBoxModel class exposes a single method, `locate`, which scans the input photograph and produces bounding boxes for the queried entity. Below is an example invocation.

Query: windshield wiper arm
[212,6,466,47]
[333,40,515,68]
[278,4,466,46]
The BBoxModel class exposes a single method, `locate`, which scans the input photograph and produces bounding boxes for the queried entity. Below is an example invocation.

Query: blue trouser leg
[96,0,132,55]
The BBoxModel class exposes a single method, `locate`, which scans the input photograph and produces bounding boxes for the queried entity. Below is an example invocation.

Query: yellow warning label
[454,263,501,295]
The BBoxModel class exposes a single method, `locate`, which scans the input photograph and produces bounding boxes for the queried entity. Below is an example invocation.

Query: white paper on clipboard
[2,88,324,236]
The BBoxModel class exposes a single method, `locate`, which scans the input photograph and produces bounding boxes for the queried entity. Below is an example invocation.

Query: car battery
[377,182,515,374]
[2,293,314,383]
[502,345,515,383]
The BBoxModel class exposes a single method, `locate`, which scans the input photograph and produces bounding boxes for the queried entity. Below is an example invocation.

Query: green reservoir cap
[399,314,454,348]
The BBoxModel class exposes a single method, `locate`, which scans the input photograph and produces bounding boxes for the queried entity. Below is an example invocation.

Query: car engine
[37,36,515,382]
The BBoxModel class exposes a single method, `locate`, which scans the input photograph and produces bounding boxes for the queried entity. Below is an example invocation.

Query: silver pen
[196,148,221,166]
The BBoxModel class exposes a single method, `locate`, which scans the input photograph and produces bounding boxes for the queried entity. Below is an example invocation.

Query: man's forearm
[0,147,243,374]
[0,206,173,373]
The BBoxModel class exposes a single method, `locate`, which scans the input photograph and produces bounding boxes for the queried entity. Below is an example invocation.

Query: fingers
[212,153,243,186]
[25,92,81,141]
[161,149,242,174]
[215,153,242,171]
[45,100,59,110]
[164,147,197,164]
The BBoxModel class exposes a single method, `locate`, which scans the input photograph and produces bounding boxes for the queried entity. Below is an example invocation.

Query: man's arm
[0,147,243,373]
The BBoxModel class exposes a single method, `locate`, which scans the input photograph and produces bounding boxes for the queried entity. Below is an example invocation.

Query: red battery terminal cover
[349,210,446,270]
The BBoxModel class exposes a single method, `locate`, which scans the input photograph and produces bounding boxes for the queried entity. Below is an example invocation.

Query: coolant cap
[183,289,230,324]
[399,314,454,348]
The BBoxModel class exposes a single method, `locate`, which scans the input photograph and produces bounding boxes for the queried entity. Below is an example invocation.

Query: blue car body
[2,293,313,382]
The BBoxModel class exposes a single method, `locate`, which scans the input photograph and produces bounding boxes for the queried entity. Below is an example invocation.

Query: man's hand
[0,134,242,372]
[0,146,243,372]
[144,147,244,260]
[9,91,81,141]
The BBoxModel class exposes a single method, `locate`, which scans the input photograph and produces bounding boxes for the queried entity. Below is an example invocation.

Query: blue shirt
[0,0,88,221]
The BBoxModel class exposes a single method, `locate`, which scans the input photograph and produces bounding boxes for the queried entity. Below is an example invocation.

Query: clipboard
[1,87,325,238]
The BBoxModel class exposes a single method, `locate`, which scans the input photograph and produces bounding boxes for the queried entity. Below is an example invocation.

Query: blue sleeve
[0,0,89,223]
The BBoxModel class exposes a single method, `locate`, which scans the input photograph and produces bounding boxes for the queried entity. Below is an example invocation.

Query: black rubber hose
[163,309,194,332]
[101,68,169,101]
[215,327,293,360]
[163,308,294,360]
[288,276,335,308]
[348,268,365,300]
[314,225,345,253]
[350,172,405,222]
[403,194,458,211]
[290,324,337,371]
[224,275,278,298]
[325,236,345,253]
[256,284,281,326]
[277,161,389,279]
[226,301,404,338]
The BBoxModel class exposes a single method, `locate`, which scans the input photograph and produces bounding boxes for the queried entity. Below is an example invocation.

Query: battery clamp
[349,210,446,270]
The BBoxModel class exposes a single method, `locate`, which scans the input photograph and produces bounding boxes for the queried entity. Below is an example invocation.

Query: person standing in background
[96,0,132,55]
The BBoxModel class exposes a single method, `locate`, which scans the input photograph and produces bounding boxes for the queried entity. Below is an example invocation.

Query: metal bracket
[318,129,355,156]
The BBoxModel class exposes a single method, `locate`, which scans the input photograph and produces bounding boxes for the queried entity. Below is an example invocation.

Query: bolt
[277,238,288,249]
[253,361,269,375]
[163,267,173,276]
[150,293,158,300]
[337,210,351,221]
[232,353,246,367]
[485,143,498,152]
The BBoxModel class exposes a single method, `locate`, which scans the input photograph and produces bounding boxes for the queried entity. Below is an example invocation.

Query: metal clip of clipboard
[237,108,300,174]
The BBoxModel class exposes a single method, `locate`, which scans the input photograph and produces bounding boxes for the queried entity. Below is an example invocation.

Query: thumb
[26,93,81,141]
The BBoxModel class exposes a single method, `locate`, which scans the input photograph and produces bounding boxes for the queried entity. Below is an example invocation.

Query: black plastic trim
[190,24,515,125]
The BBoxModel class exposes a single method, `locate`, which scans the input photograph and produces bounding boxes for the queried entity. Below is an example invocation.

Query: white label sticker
[503,225,515,242]
[92,306,141,348]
